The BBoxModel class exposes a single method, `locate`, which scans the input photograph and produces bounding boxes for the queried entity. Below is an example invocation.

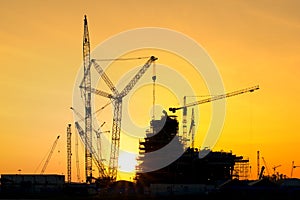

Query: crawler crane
[78,15,157,183]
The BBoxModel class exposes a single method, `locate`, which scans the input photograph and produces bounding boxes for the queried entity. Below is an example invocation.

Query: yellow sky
[0,0,300,182]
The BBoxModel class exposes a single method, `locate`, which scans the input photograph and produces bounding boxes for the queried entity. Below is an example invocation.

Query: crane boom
[119,56,158,98]
[92,59,119,96]
[169,85,259,146]
[70,107,110,135]
[41,135,60,174]
[87,56,157,181]
[169,85,259,113]
[75,122,108,178]
[108,56,158,180]
[262,156,271,176]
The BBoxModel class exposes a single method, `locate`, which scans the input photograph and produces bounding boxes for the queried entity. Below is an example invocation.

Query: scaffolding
[233,157,250,180]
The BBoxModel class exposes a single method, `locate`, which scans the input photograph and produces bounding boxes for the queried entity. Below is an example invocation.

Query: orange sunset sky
[0,0,300,182]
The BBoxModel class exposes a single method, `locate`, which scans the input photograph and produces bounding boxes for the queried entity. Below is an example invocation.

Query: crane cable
[94,56,150,62]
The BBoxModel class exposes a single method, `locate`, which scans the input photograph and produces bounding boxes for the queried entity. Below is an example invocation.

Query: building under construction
[135,111,250,187]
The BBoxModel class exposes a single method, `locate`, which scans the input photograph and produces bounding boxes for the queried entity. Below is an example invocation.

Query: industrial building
[134,112,250,196]
[0,174,64,197]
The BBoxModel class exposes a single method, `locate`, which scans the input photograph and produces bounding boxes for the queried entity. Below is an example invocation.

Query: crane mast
[83,15,93,183]
[67,124,72,183]
[188,108,195,149]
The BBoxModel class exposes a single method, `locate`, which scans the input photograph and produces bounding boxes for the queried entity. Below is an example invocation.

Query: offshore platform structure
[136,113,250,185]
[75,15,157,183]
[136,85,259,184]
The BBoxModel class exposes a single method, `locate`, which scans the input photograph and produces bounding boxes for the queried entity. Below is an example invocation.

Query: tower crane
[40,135,60,174]
[79,15,157,182]
[169,85,259,144]
[291,161,300,178]
[272,164,281,175]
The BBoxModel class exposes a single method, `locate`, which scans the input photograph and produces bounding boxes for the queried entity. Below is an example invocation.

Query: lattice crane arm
[41,135,60,174]
[92,59,119,96]
[74,122,108,178]
[90,87,115,99]
[119,56,158,98]
[70,107,110,135]
[169,85,259,113]
[262,156,271,176]
[104,56,158,181]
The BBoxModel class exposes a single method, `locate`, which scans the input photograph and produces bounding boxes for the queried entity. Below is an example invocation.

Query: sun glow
[118,151,138,173]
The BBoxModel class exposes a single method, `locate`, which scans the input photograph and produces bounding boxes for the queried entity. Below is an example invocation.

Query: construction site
[1,15,300,200]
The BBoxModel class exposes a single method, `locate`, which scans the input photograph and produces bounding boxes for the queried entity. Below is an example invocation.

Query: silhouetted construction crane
[262,156,271,177]
[82,15,93,183]
[41,135,60,174]
[291,161,300,178]
[169,85,259,144]
[71,107,110,137]
[75,121,109,181]
[67,124,72,183]
[75,126,81,182]
[89,56,157,181]
[71,106,109,179]
[78,15,157,182]
[273,164,282,175]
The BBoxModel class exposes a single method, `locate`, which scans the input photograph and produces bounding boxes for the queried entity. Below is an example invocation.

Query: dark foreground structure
[1,113,300,199]
[135,113,248,186]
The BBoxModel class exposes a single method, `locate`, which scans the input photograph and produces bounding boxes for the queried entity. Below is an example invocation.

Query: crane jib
[169,85,259,112]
